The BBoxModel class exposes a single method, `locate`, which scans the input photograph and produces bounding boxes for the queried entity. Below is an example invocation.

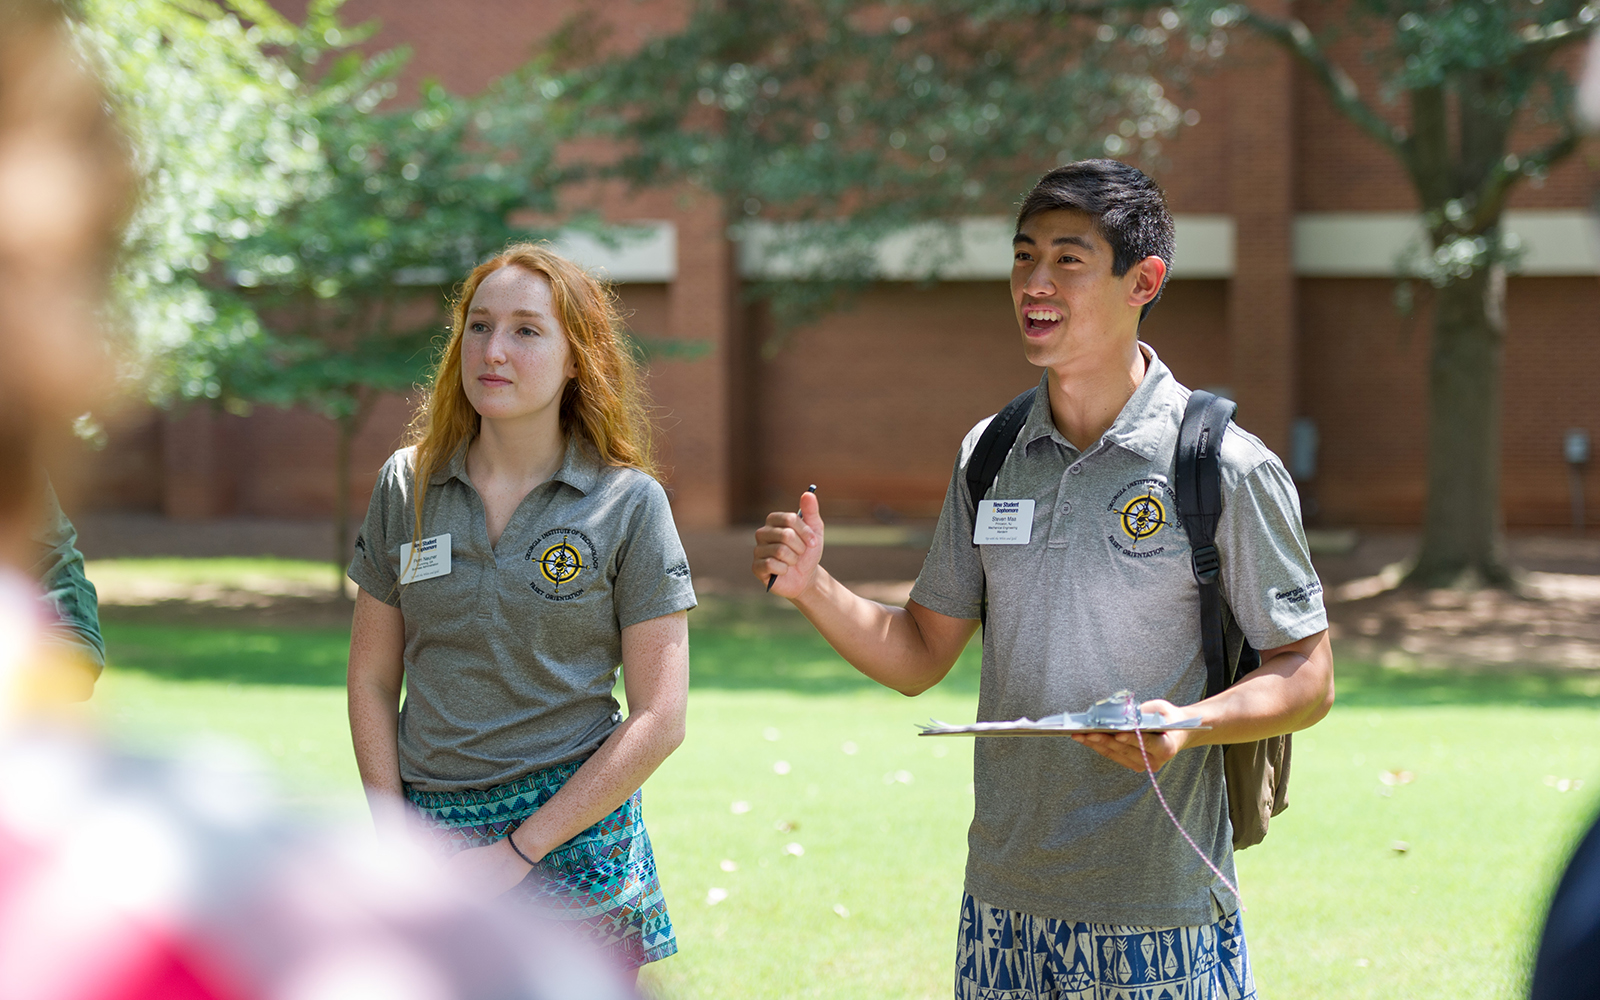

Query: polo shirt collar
[552,435,601,495]
[1019,342,1182,462]
[429,433,602,496]
[429,440,469,486]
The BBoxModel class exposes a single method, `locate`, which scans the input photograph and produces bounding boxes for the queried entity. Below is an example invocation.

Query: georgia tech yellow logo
[526,527,598,601]
[539,538,584,586]
[1119,492,1169,546]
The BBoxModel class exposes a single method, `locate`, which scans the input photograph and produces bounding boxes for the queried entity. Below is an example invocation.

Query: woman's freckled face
[460,266,578,423]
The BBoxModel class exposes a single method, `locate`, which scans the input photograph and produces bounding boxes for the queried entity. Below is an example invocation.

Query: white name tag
[973,500,1034,545]
[399,533,452,584]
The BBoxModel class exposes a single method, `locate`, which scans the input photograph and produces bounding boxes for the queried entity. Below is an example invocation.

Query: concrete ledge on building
[551,222,677,283]
[736,215,1235,281]
[1294,210,1600,276]
[732,210,1600,282]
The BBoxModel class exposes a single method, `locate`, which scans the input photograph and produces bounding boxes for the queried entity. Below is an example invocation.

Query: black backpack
[964,386,1290,850]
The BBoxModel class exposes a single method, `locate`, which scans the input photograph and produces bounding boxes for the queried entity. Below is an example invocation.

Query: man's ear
[1127,256,1167,308]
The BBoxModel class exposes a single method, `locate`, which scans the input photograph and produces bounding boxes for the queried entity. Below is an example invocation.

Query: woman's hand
[443,838,537,897]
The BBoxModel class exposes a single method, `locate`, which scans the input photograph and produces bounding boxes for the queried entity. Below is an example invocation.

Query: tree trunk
[334,413,355,596]
[1409,263,1513,588]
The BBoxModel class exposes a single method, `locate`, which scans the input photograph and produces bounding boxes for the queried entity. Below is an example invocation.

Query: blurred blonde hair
[405,243,656,545]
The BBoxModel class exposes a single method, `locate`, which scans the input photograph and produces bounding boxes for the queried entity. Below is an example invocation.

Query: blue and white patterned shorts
[955,892,1256,1000]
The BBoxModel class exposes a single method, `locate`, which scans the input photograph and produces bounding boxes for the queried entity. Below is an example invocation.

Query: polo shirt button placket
[1069,463,1083,475]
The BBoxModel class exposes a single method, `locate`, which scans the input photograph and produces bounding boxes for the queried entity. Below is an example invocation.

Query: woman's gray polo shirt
[910,345,1327,927]
[348,437,696,793]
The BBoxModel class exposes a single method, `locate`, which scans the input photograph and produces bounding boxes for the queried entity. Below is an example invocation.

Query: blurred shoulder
[956,414,999,473]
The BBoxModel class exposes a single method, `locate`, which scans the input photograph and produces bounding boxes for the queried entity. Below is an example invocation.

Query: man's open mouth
[1024,307,1062,332]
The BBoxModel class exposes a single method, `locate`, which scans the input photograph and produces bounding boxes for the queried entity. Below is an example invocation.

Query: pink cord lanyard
[1133,728,1244,911]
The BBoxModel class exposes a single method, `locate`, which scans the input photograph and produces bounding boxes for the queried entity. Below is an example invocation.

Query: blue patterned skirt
[405,759,677,967]
[955,892,1255,999]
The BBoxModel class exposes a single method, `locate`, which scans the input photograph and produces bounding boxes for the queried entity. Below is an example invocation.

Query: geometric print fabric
[406,759,677,968]
[955,893,1255,1000]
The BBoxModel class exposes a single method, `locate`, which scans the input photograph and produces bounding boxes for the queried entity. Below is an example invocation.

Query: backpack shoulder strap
[965,386,1037,524]
[1175,389,1238,699]
[963,385,1036,629]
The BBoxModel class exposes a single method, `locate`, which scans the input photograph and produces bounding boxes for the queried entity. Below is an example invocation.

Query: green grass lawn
[85,557,345,592]
[85,562,1600,1000]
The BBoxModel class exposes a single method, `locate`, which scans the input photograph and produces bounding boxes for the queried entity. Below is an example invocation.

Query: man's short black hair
[1016,159,1175,321]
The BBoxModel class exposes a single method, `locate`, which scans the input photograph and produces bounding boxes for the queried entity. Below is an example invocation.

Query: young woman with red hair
[346,243,694,973]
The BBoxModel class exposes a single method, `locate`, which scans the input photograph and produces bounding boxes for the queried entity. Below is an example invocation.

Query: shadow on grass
[688,625,982,696]
[102,604,1600,709]
[682,593,984,695]
[104,623,351,687]
[100,599,982,696]
[1332,659,1600,710]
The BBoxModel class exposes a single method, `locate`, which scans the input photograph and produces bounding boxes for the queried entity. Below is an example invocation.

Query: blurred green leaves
[219,62,569,426]
[75,0,323,402]
[78,0,573,565]
[565,0,1201,335]
[77,0,571,412]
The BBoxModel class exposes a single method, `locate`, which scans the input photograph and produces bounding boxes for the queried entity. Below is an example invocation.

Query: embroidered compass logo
[1106,478,1177,559]
[526,527,599,601]
[1119,493,1169,545]
[539,539,583,586]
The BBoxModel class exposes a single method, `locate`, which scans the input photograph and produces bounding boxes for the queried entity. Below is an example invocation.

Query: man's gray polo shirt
[911,345,1327,927]
[348,437,696,793]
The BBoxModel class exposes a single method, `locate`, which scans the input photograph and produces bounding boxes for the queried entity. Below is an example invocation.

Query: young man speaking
[753,160,1333,999]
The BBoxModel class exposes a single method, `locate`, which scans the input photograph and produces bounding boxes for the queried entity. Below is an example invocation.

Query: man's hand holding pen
[753,487,826,599]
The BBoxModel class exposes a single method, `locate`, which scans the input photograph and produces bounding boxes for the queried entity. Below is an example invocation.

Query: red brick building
[84,1,1600,535]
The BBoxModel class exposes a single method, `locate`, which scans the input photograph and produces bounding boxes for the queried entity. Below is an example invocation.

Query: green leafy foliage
[1157,0,1595,586]
[567,0,1198,331]
[79,0,571,415]
[80,0,573,564]
[74,0,325,402]
[220,65,570,424]
[1168,0,1596,252]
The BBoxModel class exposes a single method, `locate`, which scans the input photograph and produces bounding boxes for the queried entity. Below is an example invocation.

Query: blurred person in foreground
[0,0,125,709]
[755,161,1333,999]
[0,4,633,998]
[30,479,103,695]
[346,243,694,978]
[1529,28,1600,1000]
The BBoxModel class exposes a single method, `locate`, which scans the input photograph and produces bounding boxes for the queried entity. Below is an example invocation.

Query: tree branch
[1514,4,1599,62]
[1233,7,1405,155]
[1471,126,1584,231]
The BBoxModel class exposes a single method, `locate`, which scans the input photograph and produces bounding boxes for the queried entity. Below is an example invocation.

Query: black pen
[767,484,817,592]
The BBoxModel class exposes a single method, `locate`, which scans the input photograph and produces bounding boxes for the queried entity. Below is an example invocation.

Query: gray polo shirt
[348,437,696,793]
[910,345,1327,927]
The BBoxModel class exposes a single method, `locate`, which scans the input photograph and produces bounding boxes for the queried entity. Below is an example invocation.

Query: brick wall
[75,1,1600,538]
[740,279,1229,522]
[1297,276,1600,528]
[1502,277,1600,526]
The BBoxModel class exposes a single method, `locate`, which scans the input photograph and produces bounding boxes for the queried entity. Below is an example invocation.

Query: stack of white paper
[917,690,1208,737]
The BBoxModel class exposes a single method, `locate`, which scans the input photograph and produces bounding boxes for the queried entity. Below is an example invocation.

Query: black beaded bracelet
[506,826,537,868]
